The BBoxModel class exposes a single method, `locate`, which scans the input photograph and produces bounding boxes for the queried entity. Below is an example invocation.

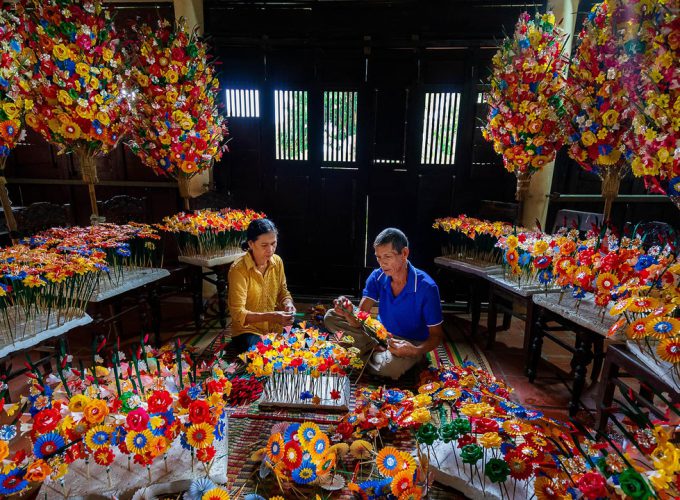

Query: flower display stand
[627,341,680,393]
[259,373,351,412]
[90,267,170,303]
[40,414,228,499]
[178,251,245,330]
[426,442,535,500]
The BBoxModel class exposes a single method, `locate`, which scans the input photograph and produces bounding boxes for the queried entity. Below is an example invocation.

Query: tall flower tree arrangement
[626,2,679,209]
[566,0,642,220]
[483,11,569,219]
[0,7,31,240]
[16,0,130,220]
[126,19,228,210]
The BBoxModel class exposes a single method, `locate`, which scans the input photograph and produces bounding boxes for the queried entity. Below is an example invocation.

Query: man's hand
[333,296,356,321]
[269,311,294,326]
[282,301,296,314]
[387,338,419,358]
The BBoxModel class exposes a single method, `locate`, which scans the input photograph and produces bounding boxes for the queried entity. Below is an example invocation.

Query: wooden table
[87,268,171,348]
[596,343,680,432]
[529,293,619,416]
[485,273,561,350]
[434,256,507,339]
[179,252,244,331]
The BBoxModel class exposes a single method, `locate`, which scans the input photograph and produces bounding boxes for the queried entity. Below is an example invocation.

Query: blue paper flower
[33,432,65,459]
[300,390,313,401]
[0,425,17,441]
[187,478,215,500]
[292,459,317,484]
[0,468,27,495]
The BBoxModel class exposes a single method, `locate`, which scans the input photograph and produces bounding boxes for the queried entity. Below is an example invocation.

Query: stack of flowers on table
[159,208,266,258]
[626,2,680,209]
[0,244,103,343]
[607,257,680,386]
[483,11,569,204]
[1,336,233,497]
[566,0,642,219]
[240,324,363,407]
[27,223,162,292]
[126,18,229,208]
[495,229,562,290]
[16,0,131,218]
[432,215,515,266]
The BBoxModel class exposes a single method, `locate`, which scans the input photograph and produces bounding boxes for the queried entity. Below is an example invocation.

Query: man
[325,228,444,380]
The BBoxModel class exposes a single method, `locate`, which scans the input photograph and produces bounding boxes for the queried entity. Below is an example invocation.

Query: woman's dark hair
[242,218,278,250]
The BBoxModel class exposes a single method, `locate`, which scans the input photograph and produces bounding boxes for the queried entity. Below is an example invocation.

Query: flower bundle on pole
[566,0,642,220]
[16,0,130,220]
[625,2,680,209]
[126,19,228,210]
[483,12,569,216]
[0,7,31,240]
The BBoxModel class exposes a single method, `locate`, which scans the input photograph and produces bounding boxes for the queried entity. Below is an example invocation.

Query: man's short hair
[374,228,409,253]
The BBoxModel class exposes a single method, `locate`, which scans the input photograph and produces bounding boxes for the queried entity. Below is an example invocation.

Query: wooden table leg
[470,279,481,338]
[591,336,605,383]
[522,298,534,353]
[527,308,544,382]
[149,286,162,347]
[570,332,593,416]
[596,353,617,433]
[215,265,228,329]
[486,288,498,350]
[192,266,203,332]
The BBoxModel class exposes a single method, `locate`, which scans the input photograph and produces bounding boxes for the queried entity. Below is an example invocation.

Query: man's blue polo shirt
[362,262,443,342]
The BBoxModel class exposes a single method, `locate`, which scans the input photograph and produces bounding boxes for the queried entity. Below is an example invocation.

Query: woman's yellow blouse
[227,252,292,337]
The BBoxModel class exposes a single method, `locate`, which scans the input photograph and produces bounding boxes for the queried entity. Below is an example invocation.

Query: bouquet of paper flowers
[0,244,103,343]
[483,11,569,203]
[355,310,392,348]
[159,208,265,258]
[16,0,131,217]
[566,0,641,219]
[240,325,362,408]
[126,18,229,207]
[257,422,345,493]
[626,1,680,208]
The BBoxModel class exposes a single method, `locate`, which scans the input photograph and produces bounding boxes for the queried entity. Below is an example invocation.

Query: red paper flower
[126,408,150,432]
[577,472,609,499]
[148,390,173,413]
[188,400,211,425]
[33,408,61,434]
[197,446,216,463]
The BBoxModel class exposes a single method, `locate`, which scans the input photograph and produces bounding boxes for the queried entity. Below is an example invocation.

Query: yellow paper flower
[186,423,215,449]
[202,487,230,500]
[479,432,502,449]
[349,439,373,459]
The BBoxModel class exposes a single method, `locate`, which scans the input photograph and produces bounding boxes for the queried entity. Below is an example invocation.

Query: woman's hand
[269,311,294,326]
[387,338,419,358]
[282,301,296,314]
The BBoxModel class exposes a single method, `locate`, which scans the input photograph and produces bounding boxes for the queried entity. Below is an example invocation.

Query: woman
[228,218,296,352]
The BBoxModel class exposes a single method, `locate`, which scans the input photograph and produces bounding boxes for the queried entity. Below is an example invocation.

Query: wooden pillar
[173,0,210,199]
[521,0,579,228]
